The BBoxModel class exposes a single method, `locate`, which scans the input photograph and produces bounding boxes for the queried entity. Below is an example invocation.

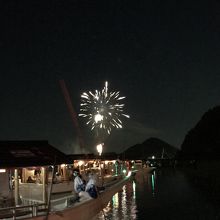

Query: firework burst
[79,81,130,135]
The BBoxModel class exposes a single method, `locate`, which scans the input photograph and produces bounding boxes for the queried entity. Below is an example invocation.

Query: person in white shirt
[73,171,85,193]
[73,170,92,201]
[85,172,98,198]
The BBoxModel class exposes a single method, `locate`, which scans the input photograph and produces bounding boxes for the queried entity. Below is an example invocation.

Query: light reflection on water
[94,169,219,220]
[94,182,137,220]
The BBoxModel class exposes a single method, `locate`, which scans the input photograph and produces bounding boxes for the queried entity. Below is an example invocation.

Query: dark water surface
[94,169,220,220]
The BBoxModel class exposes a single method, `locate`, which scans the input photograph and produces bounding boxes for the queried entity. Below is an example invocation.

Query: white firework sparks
[79,81,130,135]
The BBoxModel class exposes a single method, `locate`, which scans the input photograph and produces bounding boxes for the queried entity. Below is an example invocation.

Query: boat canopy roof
[0,140,71,168]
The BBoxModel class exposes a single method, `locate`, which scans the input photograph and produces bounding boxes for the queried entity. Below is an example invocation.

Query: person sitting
[73,171,85,192]
[55,172,62,183]
[73,170,88,201]
[27,176,35,183]
[85,172,98,199]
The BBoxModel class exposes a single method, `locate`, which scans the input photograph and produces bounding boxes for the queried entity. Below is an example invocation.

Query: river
[93,168,220,220]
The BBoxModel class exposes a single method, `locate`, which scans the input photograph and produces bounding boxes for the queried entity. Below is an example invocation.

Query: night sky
[1,1,220,154]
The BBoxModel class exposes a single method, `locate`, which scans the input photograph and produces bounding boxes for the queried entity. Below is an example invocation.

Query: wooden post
[14,169,19,205]
[42,167,46,203]
[62,165,67,181]
[45,160,56,220]
[22,168,26,183]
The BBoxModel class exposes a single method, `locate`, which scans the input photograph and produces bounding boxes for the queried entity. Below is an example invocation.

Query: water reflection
[95,182,137,220]
[95,169,219,220]
[150,170,156,196]
[112,192,119,208]
[132,181,136,199]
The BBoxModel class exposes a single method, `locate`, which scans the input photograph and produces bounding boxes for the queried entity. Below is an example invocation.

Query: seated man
[73,171,85,193]
[85,172,98,199]
[73,170,91,201]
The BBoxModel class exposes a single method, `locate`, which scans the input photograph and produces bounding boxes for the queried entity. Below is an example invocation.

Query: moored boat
[28,172,134,220]
[1,141,141,220]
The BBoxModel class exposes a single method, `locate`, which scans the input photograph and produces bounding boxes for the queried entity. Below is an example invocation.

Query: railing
[21,198,43,206]
[0,203,47,219]
[50,194,76,211]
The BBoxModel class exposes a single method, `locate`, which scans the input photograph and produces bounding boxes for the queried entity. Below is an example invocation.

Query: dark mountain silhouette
[120,137,178,160]
[180,106,220,159]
